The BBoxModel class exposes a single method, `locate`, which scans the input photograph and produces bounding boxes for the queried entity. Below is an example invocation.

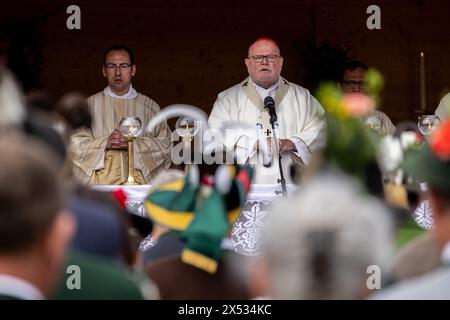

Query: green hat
[403,119,450,193]
[181,165,252,273]
[180,187,230,273]
[144,174,198,231]
[145,165,253,273]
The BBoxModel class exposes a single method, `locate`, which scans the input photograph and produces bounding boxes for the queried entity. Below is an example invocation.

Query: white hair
[0,66,25,128]
[263,171,394,299]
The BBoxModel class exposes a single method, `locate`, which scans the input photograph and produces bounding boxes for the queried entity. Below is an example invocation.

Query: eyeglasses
[341,80,364,88]
[105,63,132,71]
[249,54,280,63]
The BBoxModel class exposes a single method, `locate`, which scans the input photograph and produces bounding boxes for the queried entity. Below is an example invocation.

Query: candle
[420,52,426,112]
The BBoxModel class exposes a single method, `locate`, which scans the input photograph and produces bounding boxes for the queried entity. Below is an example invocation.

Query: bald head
[247,38,281,57]
[245,38,283,89]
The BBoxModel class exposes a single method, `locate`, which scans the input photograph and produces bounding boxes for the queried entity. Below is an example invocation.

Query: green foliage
[315,81,381,189]
[324,114,379,182]
[315,82,344,117]
[364,68,384,108]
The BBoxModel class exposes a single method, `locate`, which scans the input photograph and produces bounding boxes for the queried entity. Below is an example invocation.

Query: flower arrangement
[429,119,450,161]
[377,127,423,185]
[315,78,380,190]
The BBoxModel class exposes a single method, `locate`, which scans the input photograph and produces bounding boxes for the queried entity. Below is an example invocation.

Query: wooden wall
[3,0,450,125]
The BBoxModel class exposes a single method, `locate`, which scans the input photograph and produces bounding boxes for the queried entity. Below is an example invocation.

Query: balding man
[208,38,325,184]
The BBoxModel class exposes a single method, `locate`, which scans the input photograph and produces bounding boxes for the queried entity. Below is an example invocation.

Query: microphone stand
[270,117,288,198]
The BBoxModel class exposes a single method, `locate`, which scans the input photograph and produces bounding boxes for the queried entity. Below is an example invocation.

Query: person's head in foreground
[404,119,450,251]
[254,171,394,299]
[0,134,75,299]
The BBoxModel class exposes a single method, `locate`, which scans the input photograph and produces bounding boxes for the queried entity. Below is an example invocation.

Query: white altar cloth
[92,184,298,255]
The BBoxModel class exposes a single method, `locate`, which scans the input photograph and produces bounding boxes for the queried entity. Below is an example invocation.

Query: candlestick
[419,51,426,112]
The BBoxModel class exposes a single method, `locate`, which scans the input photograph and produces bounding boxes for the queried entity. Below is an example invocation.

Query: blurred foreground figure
[0,135,75,299]
[376,120,450,299]
[0,65,66,165]
[254,171,393,299]
[144,163,254,299]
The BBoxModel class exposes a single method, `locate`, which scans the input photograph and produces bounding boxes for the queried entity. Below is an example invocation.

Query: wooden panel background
[3,0,450,125]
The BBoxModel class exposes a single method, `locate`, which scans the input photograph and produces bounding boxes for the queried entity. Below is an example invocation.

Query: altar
[93,184,298,256]
[93,183,432,256]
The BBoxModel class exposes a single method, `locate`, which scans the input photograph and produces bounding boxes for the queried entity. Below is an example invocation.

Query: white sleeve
[435,93,450,121]
[209,94,258,164]
[288,136,311,165]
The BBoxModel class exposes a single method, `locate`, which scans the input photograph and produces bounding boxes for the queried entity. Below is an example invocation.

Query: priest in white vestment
[340,60,396,136]
[69,45,172,185]
[435,92,450,121]
[208,38,326,184]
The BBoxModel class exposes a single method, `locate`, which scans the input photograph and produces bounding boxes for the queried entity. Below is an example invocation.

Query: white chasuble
[208,77,326,184]
[69,92,172,185]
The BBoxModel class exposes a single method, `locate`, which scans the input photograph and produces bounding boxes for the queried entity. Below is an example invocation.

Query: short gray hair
[263,171,394,299]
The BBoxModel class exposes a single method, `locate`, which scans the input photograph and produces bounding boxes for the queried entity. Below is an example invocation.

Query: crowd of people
[0,37,449,300]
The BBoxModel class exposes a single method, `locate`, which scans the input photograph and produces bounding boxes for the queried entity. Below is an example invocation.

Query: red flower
[112,188,127,209]
[430,119,450,161]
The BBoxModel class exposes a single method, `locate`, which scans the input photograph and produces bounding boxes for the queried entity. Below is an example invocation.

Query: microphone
[263,96,277,125]
[263,96,287,197]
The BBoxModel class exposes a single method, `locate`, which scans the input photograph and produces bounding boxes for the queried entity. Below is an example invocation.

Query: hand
[279,139,297,153]
[106,129,128,150]
[254,138,296,153]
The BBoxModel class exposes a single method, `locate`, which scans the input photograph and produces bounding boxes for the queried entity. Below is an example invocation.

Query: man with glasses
[340,60,396,135]
[69,45,172,185]
[208,38,326,184]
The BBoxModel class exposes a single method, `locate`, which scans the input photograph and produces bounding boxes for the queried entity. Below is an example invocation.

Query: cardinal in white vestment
[208,38,326,184]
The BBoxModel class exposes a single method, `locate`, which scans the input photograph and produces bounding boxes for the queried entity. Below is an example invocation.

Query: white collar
[251,78,279,100]
[0,274,44,300]
[103,84,138,99]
